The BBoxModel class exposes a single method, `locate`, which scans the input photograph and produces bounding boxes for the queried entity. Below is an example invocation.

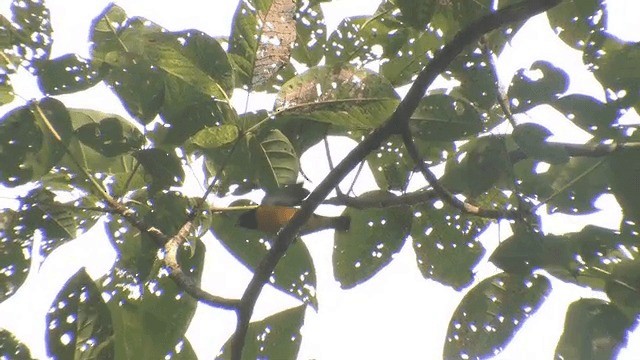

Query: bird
[236,205,350,235]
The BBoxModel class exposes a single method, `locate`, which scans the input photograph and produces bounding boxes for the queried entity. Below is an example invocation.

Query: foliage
[0,0,639,359]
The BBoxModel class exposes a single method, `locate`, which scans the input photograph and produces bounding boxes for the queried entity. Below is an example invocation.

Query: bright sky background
[1,0,640,359]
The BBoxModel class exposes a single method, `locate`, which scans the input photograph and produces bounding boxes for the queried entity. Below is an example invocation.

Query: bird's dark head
[236,209,258,230]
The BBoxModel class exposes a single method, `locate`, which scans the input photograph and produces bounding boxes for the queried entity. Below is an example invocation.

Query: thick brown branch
[229,1,562,359]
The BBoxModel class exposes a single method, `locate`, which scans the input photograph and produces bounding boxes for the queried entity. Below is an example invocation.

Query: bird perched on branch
[235,184,350,235]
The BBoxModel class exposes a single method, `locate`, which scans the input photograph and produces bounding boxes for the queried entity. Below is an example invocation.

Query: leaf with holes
[507,60,569,113]
[444,273,551,359]
[0,329,34,359]
[410,94,483,141]
[216,305,305,360]
[547,0,606,50]
[229,0,296,89]
[410,191,508,289]
[292,3,326,67]
[275,65,400,129]
[37,54,103,95]
[555,299,635,359]
[440,136,511,197]
[0,98,72,187]
[10,0,52,70]
[608,147,640,225]
[45,269,114,359]
[133,148,185,194]
[552,94,617,138]
[0,210,31,302]
[9,188,101,261]
[325,2,409,68]
[76,115,145,157]
[334,191,412,289]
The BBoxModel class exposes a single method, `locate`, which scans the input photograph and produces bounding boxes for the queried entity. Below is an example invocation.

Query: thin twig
[532,158,607,212]
[481,36,517,128]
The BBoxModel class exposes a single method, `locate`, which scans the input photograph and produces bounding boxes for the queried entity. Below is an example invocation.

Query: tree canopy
[1,0,640,359]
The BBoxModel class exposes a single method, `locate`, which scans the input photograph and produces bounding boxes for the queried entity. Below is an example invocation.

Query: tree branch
[229,1,562,358]
[164,221,240,310]
[324,189,438,208]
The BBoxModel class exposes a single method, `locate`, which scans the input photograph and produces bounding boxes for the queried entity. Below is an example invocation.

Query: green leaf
[410,94,483,141]
[444,273,551,359]
[512,123,569,165]
[0,328,34,359]
[216,305,306,360]
[275,65,400,129]
[444,47,496,110]
[552,94,617,138]
[159,76,236,146]
[362,134,412,191]
[291,3,326,67]
[45,269,114,359]
[89,4,129,66]
[608,147,640,224]
[37,54,103,95]
[333,191,412,289]
[584,32,640,108]
[0,98,72,186]
[142,30,234,100]
[0,73,14,105]
[508,60,569,113]
[134,148,185,194]
[392,0,436,30]
[0,15,22,72]
[269,116,329,157]
[0,210,31,302]
[76,115,145,157]
[202,137,256,196]
[190,125,239,149]
[325,6,407,68]
[491,225,640,291]
[60,109,143,195]
[249,130,300,191]
[542,156,609,214]
[489,227,545,274]
[605,260,640,310]
[555,299,635,359]
[211,202,318,308]
[547,0,606,50]
[104,53,165,125]
[440,136,511,197]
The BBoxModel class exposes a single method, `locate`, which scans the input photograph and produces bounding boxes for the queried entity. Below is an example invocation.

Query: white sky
[0,0,639,359]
